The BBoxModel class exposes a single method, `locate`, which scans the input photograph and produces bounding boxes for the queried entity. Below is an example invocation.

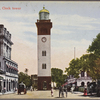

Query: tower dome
[39,7,49,14]
[39,7,49,20]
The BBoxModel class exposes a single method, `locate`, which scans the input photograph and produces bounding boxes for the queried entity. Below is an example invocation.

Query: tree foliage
[65,58,80,78]
[51,68,67,87]
[87,33,100,56]
[65,53,100,80]
[18,72,31,87]
[87,33,100,80]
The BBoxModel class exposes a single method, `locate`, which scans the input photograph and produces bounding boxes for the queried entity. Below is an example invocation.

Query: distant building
[0,25,18,94]
[31,74,38,89]
[67,71,92,87]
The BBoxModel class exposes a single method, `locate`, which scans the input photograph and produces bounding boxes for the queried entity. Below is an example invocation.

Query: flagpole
[74,47,75,59]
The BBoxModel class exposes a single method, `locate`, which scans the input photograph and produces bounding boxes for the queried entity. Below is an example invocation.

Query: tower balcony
[37,19,51,22]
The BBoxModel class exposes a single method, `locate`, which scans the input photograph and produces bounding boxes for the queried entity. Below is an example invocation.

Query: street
[0,90,100,99]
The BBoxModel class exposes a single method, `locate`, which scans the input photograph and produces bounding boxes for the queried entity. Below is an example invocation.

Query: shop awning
[6,64,10,68]
[6,64,18,71]
[10,66,13,69]
[62,82,68,87]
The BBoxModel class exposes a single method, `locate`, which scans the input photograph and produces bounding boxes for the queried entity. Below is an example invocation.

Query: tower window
[42,51,46,56]
[42,64,46,69]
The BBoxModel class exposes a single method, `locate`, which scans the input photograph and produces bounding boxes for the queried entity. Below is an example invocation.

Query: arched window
[81,82,84,86]
[87,82,90,86]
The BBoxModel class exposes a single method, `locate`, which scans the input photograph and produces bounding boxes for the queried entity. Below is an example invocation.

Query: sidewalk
[0,90,100,99]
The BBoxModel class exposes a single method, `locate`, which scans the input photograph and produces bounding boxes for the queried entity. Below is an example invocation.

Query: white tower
[36,7,52,90]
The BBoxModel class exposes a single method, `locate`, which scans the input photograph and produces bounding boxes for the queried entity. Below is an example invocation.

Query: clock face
[41,37,47,43]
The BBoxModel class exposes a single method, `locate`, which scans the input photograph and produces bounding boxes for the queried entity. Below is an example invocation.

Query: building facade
[36,7,52,90]
[67,71,92,87]
[0,25,18,94]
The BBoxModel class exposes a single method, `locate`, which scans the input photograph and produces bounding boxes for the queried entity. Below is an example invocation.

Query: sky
[0,1,100,75]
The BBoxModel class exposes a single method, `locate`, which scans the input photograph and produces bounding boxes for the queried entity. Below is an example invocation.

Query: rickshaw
[18,82,27,94]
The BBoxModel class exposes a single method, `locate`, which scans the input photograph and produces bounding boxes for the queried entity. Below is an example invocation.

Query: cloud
[52,38,91,48]
[11,36,37,75]
[51,28,73,34]
[0,13,37,44]
[51,14,100,31]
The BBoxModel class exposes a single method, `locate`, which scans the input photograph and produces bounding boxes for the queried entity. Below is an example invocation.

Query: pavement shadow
[74,92,83,94]
[17,94,25,95]
[55,96,68,98]
[79,94,100,98]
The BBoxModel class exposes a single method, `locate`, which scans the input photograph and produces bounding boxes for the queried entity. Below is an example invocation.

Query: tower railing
[37,19,51,22]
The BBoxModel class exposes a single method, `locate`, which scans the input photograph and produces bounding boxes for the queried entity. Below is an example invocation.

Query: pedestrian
[84,88,87,96]
[59,86,62,97]
[51,87,53,97]
[71,86,74,94]
[14,87,15,93]
[64,87,67,97]
[90,85,93,95]
[62,86,64,97]
[30,86,33,91]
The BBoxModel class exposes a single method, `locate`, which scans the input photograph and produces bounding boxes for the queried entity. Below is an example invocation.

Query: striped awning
[62,82,68,87]
[6,64,18,71]
[6,64,10,68]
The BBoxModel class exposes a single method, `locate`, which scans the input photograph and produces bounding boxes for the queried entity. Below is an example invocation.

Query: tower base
[38,76,51,90]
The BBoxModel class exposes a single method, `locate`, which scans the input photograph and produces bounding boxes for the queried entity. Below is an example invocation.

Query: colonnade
[0,79,18,93]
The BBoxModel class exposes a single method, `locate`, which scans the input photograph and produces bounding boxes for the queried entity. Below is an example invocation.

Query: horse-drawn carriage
[18,82,27,94]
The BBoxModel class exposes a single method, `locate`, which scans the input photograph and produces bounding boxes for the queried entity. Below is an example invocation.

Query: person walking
[65,87,67,97]
[51,87,53,97]
[59,86,62,97]
[90,85,93,95]
[84,88,87,96]
[30,86,33,91]
[62,86,64,97]
[71,86,74,94]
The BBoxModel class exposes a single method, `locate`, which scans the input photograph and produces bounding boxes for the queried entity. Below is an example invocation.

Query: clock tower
[36,7,52,90]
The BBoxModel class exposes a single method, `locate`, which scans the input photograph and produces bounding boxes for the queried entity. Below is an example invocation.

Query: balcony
[37,19,51,22]
[77,76,92,80]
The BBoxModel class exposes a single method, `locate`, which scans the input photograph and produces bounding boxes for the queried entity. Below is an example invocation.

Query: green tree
[65,53,100,80]
[79,54,99,80]
[87,33,100,80]
[51,68,67,87]
[87,33,100,56]
[18,72,31,87]
[65,58,80,78]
